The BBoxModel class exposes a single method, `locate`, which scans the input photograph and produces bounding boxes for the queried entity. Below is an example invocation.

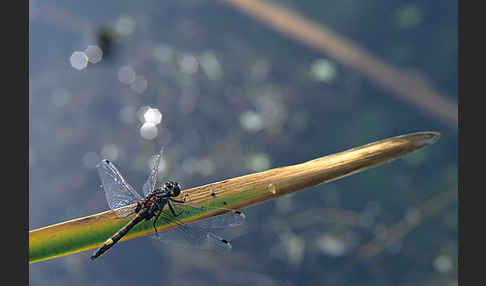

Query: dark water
[29,0,457,285]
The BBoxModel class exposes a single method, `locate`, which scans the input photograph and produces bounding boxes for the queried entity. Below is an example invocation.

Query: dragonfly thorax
[159,180,181,197]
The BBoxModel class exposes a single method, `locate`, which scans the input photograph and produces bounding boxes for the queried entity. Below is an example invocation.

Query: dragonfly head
[163,180,181,197]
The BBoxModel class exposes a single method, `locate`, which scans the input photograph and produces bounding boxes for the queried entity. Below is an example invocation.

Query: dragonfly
[90,147,246,260]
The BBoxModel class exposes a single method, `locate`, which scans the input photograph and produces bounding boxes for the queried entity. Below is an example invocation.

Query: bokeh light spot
[179,54,199,75]
[240,111,264,132]
[434,255,453,273]
[143,108,162,125]
[280,232,306,265]
[196,158,215,177]
[310,59,336,83]
[140,122,158,140]
[115,16,136,36]
[396,4,423,29]
[316,235,347,257]
[118,66,136,85]
[70,51,88,70]
[130,76,148,94]
[153,44,174,63]
[199,51,223,81]
[85,45,103,64]
[247,153,271,171]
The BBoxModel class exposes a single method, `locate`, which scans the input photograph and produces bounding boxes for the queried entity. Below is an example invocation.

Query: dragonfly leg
[153,210,161,235]
[168,200,183,217]
[151,200,168,235]
[171,193,187,204]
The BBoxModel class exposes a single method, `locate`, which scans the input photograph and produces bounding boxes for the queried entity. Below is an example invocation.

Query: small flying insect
[90,147,245,260]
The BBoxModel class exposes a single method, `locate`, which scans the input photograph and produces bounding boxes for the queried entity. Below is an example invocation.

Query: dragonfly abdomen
[90,212,145,260]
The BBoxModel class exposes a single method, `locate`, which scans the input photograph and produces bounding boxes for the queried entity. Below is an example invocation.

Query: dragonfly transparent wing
[142,147,163,197]
[176,204,246,228]
[97,159,143,217]
[152,205,246,252]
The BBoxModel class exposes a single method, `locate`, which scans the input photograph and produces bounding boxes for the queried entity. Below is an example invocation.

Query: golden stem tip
[411,131,441,147]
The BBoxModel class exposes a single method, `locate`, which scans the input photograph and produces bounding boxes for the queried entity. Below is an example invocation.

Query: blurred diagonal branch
[357,189,456,260]
[220,0,457,130]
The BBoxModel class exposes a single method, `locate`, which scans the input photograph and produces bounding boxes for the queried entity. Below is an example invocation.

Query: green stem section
[29,131,440,263]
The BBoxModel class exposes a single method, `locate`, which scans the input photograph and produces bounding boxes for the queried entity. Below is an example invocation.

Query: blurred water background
[29,0,457,285]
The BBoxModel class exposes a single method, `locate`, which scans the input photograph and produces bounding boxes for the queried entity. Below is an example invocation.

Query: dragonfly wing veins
[97,159,142,217]
[142,147,163,197]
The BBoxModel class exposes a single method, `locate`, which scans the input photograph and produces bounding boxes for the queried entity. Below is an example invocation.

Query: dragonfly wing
[111,204,138,217]
[142,147,163,197]
[151,208,246,252]
[177,204,246,229]
[97,159,142,217]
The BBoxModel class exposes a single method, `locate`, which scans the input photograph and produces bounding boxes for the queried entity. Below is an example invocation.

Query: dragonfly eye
[172,184,181,197]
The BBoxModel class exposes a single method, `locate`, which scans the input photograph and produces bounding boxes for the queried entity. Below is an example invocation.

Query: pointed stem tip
[412,131,441,147]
